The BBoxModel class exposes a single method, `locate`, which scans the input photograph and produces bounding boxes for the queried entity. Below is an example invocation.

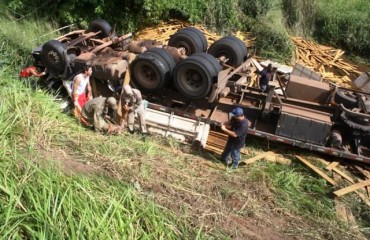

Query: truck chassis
[31,19,370,164]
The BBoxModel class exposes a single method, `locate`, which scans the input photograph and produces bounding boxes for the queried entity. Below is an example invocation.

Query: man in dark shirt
[220,107,248,169]
[258,63,273,92]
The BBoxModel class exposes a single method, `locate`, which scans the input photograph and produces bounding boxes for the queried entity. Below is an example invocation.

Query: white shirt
[73,73,90,95]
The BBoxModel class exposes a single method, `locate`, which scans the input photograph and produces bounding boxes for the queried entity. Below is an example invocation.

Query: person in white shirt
[72,66,93,115]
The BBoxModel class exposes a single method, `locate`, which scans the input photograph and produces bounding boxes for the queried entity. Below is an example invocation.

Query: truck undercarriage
[31,19,370,164]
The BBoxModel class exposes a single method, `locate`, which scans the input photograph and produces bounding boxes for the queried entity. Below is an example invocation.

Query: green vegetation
[0,17,202,236]
[0,71,203,238]
[0,2,370,239]
[4,0,370,61]
[0,17,58,70]
[0,160,188,239]
[249,161,335,218]
[315,0,370,58]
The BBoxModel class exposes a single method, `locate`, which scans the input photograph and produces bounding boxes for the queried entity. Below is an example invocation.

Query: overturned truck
[32,19,370,164]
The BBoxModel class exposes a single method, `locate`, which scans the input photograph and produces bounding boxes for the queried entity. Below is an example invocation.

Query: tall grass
[281,0,317,37]
[0,158,190,239]
[0,72,203,238]
[246,155,335,219]
[247,0,294,62]
[0,16,59,70]
[0,14,204,236]
[315,0,370,58]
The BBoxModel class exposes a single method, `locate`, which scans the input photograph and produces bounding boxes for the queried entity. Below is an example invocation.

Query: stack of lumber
[205,130,228,155]
[135,19,255,47]
[205,130,249,155]
[291,37,362,88]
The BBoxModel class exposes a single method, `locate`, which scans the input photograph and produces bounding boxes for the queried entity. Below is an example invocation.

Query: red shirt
[19,66,37,78]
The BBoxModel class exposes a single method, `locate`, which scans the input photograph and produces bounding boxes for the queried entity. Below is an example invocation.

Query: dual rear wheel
[132,29,248,99]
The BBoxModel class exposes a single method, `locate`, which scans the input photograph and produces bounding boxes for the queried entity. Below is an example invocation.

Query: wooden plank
[325,161,340,171]
[333,173,349,222]
[242,151,275,165]
[354,166,370,179]
[334,179,370,197]
[240,148,249,155]
[366,186,370,198]
[204,145,223,154]
[332,168,355,184]
[355,191,370,208]
[295,155,336,185]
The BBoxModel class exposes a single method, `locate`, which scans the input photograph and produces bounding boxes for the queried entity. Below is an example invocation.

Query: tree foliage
[4,0,370,60]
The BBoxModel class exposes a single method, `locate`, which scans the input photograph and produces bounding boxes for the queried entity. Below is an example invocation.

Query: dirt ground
[36,143,366,240]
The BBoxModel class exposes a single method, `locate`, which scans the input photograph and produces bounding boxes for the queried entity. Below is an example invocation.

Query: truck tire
[174,54,217,99]
[87,19,113,38]
[130,51,171,92]
[178,27,208,52]
[334,89,358,109]
[340,111,370,131]
[365,100,370,112]
[208,36,247,66]
[223,36,248,58]
[168,29,204,55]
[191,52,222,77]
[147,48,176,74]
[41,40,68,77]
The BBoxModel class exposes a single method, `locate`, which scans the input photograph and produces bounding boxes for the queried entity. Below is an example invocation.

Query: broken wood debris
[291,37,362,88]
[325,161,340,171]
[135,19,255,48]
[295,155,336,185]
[325,162,370,208]
[333,180,370,197]
[242,151,275,165]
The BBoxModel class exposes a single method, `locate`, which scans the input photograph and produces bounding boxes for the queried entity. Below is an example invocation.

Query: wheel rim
[176,41,193,55]
[214,49,232,63]
[176,64,209,97]
[134,61,161,90]
[46,49,62,66]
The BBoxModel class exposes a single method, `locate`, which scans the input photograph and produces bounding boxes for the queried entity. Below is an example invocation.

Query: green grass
[0,16,59,70]
[315,0,370,58]
[0,160,187,239]
[1,14,370,240]
[0,72,205,239]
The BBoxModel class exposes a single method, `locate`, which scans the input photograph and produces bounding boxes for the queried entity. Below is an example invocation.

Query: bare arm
[221,123,238,138]
[87,79,92,100]
[29,68,45,77]
[72,77,81,111]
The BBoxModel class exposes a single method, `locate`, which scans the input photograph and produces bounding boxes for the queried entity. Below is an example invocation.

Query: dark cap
[231,107,244,116]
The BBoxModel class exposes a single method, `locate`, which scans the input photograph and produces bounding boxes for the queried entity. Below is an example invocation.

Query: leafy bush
[248,1,294,62]
[315,0,370,58]
[281,0,317,36]
[239,0,274,18]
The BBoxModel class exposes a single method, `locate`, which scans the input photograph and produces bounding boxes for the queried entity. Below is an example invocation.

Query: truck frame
[32,19,370,164]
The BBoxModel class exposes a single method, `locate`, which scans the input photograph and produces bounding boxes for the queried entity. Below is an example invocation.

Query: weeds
[1,11,370,240]
[0,159,190,239]
[0,72,203,239]
[314,0,370,58]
